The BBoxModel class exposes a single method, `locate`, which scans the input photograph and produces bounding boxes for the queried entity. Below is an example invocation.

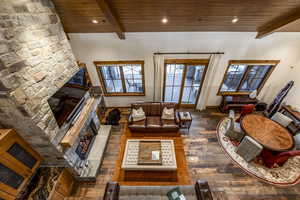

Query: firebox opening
[75,120,98,160]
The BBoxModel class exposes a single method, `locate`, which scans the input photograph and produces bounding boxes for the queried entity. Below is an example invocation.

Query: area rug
[217,117,300,187]
[113,126,191,186]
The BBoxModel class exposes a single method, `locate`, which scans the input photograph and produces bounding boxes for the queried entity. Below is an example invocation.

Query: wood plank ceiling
[52,0,300,36]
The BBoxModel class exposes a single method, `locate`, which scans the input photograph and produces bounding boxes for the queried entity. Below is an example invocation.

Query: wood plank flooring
[68,109,300,200]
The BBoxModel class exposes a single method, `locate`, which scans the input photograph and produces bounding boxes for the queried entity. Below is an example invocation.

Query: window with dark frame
[218,60,279,95]
[94,61,145,96]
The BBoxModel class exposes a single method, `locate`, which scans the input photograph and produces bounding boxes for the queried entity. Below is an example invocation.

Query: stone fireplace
[0,0,109,179]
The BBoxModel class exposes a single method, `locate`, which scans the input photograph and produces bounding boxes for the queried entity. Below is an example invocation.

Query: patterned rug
[217,117,300,187]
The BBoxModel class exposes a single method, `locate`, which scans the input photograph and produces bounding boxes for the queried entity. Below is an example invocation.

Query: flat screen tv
[47,68,90,127]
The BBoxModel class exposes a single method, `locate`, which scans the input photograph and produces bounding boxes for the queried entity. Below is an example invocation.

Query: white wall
[285,59,300,110]
[69,32,300,107]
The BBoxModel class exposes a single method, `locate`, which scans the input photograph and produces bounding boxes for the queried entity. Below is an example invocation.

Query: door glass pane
[181,87,191,103]
[240,65,271,92]
[164,64,184,102]
[172,86,181,102]
[164,86,173,101]
[182,65,205,104]
[165,87,181,103]
[123,64,143,93]
[220,65,247,92]
[7,143,37,169]
[0,163,24,189]
[101,66,124,93]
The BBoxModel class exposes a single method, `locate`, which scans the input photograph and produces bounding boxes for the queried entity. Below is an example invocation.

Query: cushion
[271,112,293,127]
[162,107,175,120]
[167,187,185,200]
[162,119,177,128]
[132,107,146,122]
[147,116,161,127]
[294,133,300,150]
[130,119,146,127]
[148,103,161,116]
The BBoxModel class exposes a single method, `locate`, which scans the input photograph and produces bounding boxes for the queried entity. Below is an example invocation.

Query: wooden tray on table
[138,141,162,165]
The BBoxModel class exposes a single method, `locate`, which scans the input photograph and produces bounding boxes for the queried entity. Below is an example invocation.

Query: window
[218,60,279,95]
[163,59,208,106]
[164,64,184,103]
[94,61,145,96]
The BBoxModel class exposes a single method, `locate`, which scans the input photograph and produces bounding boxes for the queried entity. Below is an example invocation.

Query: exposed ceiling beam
[95,0,125,39]
[256,9,300,39]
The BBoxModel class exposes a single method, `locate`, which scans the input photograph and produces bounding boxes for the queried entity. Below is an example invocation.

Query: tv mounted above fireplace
[47,68,91,128]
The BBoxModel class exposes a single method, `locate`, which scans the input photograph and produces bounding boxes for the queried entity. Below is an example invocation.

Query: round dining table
[241,114,294,151]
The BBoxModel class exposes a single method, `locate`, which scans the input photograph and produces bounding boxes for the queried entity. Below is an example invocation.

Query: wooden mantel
[60,98,98,148]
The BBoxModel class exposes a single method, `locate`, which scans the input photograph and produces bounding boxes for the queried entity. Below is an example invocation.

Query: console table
[219,95,258,113]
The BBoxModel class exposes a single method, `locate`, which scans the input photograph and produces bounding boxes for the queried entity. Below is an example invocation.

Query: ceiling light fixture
[162,17,168,24]
[232,16,239,23]
[92,19,99,24]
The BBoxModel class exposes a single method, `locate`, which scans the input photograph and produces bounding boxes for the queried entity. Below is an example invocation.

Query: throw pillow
[132,107,146,122]
[167,187,186,200]
[162,107,175,120]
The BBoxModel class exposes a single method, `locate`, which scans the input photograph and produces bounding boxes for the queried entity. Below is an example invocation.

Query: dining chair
[260,148,300,168]
[225,110,245,142]
[236,136,263,162]
[236,104,255,123]
[271,112,293,127]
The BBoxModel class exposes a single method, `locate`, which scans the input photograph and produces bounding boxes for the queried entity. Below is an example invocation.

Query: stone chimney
[0,0,79,165]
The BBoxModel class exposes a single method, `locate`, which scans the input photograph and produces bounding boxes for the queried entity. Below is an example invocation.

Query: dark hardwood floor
[69,108,300,200]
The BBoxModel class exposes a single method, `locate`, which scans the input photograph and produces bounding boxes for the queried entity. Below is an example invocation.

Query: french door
[163,59,209,108]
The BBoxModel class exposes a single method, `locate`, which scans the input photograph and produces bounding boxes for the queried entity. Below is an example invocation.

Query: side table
[178,112,193,132]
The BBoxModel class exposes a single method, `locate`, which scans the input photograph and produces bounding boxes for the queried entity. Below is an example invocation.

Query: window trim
[217,60,280,96]
[163,59,209,107]
[94,60,145,96]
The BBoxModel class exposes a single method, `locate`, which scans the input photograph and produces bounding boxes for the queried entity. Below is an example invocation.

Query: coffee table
[121,139,177,171]
[241,114,294,151]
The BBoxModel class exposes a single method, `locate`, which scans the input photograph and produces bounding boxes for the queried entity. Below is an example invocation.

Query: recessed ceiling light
[92,19,99,24]
[162,17,168,24]
[232,16,239,23]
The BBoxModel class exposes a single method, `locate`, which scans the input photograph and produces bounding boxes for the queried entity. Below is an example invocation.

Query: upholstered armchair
[260,149,300,168]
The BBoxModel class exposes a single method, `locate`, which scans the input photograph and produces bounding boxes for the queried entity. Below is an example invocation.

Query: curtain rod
[153,52,224,55]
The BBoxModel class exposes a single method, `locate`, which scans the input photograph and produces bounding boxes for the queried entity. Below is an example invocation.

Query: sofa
[103,180,213,200]
[128,102,180,133]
